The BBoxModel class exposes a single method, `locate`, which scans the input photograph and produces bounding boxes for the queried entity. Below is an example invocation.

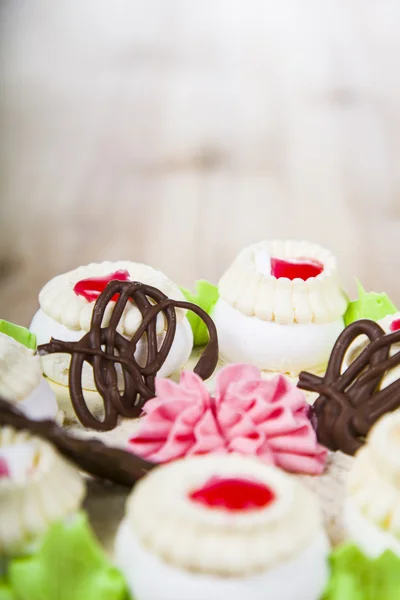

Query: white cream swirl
[0,427,85,554]
[38,261,187,335]
[218,240,348,324]
[347,411,400,541]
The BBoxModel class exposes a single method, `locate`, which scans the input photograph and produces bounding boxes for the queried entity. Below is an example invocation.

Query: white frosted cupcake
[30,261,193,411]
[115,454,329,600]
[213,240,348,375]
[344,410,400,557]
[0,426,85,555]
[0,332,58,421]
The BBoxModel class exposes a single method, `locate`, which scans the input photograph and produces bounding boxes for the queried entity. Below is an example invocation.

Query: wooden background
[1,0,400,326]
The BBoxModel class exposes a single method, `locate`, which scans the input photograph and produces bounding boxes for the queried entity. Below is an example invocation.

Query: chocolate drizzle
[298,319,400,455]
[0,397,153,486]
[38,280,219,431]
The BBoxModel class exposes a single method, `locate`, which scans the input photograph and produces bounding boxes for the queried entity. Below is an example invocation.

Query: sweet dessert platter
[2,241,400,598]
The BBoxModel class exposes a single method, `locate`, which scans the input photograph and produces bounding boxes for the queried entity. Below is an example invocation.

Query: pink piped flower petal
[190,410,226,455]
[215,363,261,404]
[127,364,327,475]
[0,457,9,479]
[274,451,327,475]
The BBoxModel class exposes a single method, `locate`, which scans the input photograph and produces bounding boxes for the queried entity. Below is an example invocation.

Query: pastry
[212,240,348,375]
[0,323,58,421]
[115,454,330,600]
[0,426,85,555]
[30,262,194,393]
[0,420,128,599]
[344,410,400,558]
[128,363,327,475]
[37,279,218,430]
[298,318,400,455]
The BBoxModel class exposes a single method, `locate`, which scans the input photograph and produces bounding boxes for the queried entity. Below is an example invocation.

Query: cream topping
[347,411,400,539]
[125,454,323,576]
[0,333,42,401]
[38,261,187,334]
[0,427,85,554]
[218,240,348,324]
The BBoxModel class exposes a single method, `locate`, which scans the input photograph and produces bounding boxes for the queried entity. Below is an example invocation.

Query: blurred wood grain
[1,0,400,325]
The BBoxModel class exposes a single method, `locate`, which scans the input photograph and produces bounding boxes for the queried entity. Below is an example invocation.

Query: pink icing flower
[128,364,327,475]
[0,457,9,479]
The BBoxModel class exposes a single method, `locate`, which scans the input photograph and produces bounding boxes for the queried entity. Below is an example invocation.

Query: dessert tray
[2,241,400,599]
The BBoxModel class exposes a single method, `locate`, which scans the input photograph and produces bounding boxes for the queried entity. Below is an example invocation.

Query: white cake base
[115,520,330,600]
[212,298,344,374]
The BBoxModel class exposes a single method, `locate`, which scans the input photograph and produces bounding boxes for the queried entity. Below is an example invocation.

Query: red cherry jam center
[73,270,130,302]
[0,457,9,479]
[188,476,275,511]
[271,257,323,281]
[390,318,400,332]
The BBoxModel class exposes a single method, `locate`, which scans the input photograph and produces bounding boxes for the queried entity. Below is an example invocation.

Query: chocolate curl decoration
[298,319,400,455]
[0,396,154,486]
[37,280,219,431]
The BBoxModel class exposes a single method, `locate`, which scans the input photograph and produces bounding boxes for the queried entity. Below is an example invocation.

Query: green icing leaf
[180,280,219,347]
[0,320,36,350]
[0,579,16,600]
[8,513,130,600]
[323,544,400,600]
[344,280,397,326]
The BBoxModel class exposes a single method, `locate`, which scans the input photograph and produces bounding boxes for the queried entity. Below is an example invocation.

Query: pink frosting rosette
[128,364,327,475]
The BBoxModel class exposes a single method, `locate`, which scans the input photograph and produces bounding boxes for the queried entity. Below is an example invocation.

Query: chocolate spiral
[38,280,219,431]
[298,319,400,455]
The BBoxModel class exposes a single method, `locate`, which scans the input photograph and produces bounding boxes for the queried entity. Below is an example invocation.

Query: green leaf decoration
[322,544,400,600]
[344,280,397,326]
[0,320,36,350]
[0,579,16,600]
[180,280,219,347]
[8,513,130,600]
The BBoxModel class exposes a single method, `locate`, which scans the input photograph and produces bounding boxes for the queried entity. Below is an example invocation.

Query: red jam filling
[271,257,323,281]
[0,457,9,479]
[73,270,130,302]
[390,318,400,332]
[188,476,275,511]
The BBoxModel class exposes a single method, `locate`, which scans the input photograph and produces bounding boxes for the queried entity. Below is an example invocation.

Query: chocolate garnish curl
[38,280,219,431]
[0,397,153,486]
[298,319,400,455]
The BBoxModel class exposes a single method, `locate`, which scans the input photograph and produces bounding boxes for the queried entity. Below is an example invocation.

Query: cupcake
[30,261,194,415]
[212,241,348,375]
[0,328,58,421]
[344,410,400,558]
[0,426,85,555]
[115,454,330,600]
